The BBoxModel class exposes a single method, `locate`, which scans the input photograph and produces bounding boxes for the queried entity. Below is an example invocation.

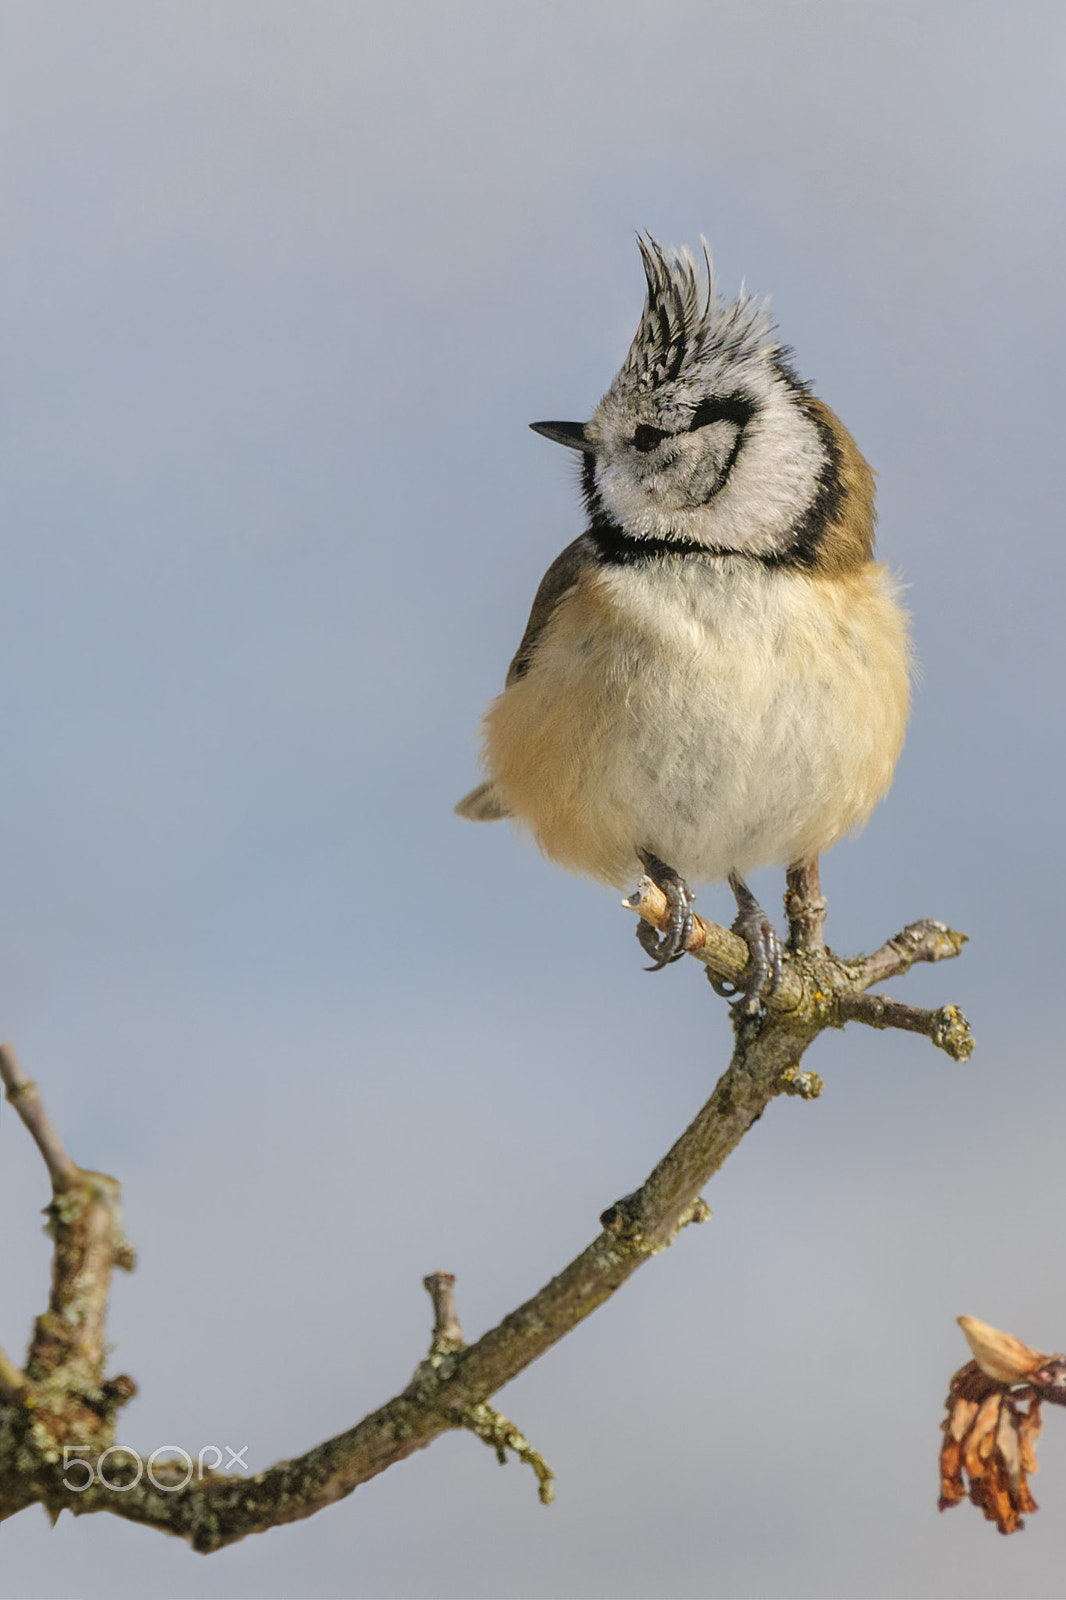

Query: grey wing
[504,533,592,686]
[455,534,592,823]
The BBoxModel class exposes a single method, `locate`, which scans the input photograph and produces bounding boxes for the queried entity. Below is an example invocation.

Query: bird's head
[532,235,851,566]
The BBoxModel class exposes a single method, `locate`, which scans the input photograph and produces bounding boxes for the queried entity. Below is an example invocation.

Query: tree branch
[0,891,971,1549]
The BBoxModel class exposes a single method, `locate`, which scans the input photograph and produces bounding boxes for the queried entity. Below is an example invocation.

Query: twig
[424,1271,464,1353]
[784,859,827,955]
[859,920,967,986]
[839,993,974,1060]
[0,1041,79,1193]
[456,1400,555,1506]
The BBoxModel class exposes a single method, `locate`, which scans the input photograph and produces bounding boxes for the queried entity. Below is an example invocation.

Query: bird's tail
[454,781,509,822]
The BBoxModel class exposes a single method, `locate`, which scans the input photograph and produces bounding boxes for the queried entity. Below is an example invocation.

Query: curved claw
[636,902,694,970]
[728,873,783,1014]
[636,918,669,967]
[635,850,696,972]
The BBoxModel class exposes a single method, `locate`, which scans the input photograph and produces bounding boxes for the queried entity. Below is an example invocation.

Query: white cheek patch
[593,367,826,558]
[674,424,740,506]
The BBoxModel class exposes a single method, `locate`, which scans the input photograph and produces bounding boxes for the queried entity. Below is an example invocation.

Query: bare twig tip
[424,1270,465,1350]
[0,1041,80,1191]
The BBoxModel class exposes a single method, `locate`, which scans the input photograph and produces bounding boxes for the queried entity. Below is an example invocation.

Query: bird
[456,235,910,1009]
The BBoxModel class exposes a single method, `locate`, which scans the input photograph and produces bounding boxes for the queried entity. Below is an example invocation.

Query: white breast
[482,555,910,889]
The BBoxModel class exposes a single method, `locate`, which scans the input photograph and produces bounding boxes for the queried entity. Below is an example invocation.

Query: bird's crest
[623,234,775,390]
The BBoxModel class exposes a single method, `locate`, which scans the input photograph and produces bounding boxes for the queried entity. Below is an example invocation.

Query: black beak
[529,420,594,453]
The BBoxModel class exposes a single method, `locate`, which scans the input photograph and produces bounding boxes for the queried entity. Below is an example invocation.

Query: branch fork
[623,879,972,1061]
[410,1273,554,1503]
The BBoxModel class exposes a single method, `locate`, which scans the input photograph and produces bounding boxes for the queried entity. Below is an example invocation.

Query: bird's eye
[633,424,667,453]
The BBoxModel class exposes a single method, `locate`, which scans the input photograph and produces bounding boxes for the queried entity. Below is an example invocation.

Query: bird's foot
[635,849,696,971]
[722,872,783,1014]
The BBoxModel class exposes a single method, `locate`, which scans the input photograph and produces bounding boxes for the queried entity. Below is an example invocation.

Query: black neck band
[587,522,732,566]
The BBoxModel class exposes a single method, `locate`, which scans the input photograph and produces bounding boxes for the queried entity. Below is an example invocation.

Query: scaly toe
[667,908,694,964]
[730,907,783,1014]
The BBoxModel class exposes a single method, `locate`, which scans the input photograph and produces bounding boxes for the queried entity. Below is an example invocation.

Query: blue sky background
[1,3,1065,1595]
